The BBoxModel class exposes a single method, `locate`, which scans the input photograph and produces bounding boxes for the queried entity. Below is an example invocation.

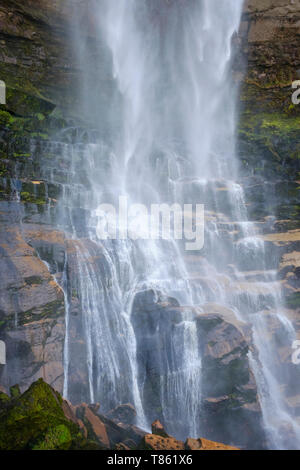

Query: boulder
[115,442,131,450]
[151,420,169,438]
[0,378,244,450]
[185,437,239,451]
[106,403,136,425]
[0,378,101,450]
[89,403,100,413]
[99,414,146,449]
[76,404,110,449]
[132,288,263,448]
[196,312,264,449]
[138,434,185,451]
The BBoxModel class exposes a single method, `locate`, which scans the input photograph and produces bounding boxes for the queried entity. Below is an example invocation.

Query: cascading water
[34,0,300,448]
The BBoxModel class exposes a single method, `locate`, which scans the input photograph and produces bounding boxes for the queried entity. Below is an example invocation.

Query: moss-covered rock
[238,111,300,180]
[5,88,55,118]
[0,378,101,450]
[236,0,300,201]
[286,292,300,310]
[0,391,10,407]
[9,384,21,399]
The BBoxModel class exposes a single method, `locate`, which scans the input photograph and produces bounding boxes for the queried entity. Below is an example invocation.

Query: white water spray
[50,0,300,448]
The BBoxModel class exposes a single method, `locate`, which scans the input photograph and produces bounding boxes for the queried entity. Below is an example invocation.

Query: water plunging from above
[45,0,300,448]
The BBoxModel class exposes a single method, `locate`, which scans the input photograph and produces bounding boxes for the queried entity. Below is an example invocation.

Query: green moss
[3,300,64,330]
[238,109,300,181]
[260,114,300,135]
[32,424,72,450]
[286,292,300,310]
[0,379,93,450]
[20,191,46,205]
[9,384,21,399]
[245,67,294,91]
[0,379,104,450]
[0,392,10,407]
[197,316,223,333]
[13,153,31,158]
[0,161,8,177]
[0,102,66,146]
[240,112,300,139]
[0,109,13,127]
[5,88,54,117]
[24,276,44,286]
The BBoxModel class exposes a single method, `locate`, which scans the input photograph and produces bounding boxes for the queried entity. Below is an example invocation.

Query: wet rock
[115,438,138,450]
[236,0,300,239]
[131,290,263,447]
[23,224,66,273]
[76,404,110,449]
[106,403,137,425]
[138,431,240,451]
[196,312,264,449]
[0,378,101,450]
[0,0,87,115]
[0,222,66,393]
[99,415,146,449]
[185,437,238,451]
[61,399,79,426]
[89,403,100,413]
[0,378,243,450]
[138,434,185,451]
[115,442,131,450]
[278,249,300,310]
[238,1,300,117]
[151,420,169,438]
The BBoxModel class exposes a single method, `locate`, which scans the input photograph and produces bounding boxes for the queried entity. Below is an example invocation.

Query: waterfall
[46,0,300,448]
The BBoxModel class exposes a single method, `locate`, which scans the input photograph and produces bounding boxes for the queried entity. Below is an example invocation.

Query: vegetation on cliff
[0,379,100,450]
[0,379,238,451]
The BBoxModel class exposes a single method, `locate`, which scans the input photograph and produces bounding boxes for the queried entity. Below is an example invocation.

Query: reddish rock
[151,419,169,438]
[185,437,239,451]
[77,419,88,439]
[115,442,131,450]
[138,432,239,451]
[0,224,65,394]
[76,404,110,449]
[62,399,79,426]
[139,434,185,451]
[107,403,137,425]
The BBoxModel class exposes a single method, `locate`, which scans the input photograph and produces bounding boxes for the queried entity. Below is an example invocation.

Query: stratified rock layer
[0,210,66,393]
[0,0,299,450]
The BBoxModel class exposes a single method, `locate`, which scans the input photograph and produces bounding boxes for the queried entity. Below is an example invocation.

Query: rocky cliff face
[238,0,300,181]
[237,0,300,311]
[0,0,299,449]
[0,378,238,450]
[0,216,65,392]
[241,0,300,111]
[0,0,113,123]
[0,0,76,115]
[1,1,300,113]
